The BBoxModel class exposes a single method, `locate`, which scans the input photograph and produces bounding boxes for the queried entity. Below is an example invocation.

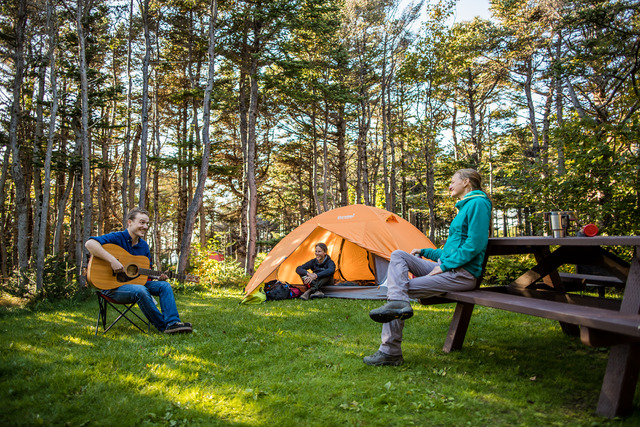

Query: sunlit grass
[1,289,639,426]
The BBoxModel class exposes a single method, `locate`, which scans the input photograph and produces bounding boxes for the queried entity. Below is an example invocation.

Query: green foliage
[0,255,79,303]
[482,254,537,286]
[1,289,638,425]
[190,239,249,290]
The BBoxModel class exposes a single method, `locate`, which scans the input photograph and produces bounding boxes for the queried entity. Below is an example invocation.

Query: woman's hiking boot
[363,350,404,366]
[369,300,413,323]
[300,289,313,301]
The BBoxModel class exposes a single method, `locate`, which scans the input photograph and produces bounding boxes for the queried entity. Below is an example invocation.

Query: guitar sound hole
[114,265,140,283]
[125,264,139,277]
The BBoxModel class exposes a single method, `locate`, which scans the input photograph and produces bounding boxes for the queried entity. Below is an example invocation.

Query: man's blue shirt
[89,230,153,268]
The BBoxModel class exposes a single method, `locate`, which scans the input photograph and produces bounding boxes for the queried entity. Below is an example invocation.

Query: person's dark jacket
[296,255,336,279]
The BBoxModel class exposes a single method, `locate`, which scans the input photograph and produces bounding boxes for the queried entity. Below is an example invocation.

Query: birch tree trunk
[128,125,141,209]
[31,45,47,264]
[152,26,162,268]
[524,58,540,159]
[311,108,321,215]
[138,0,151,208]
[381,35,390,211]
[322,101,329,212]
[554,34,566,175]
[78,0,93,283]
[388,84,397,213]
[36,0,59,292]
[122,0,134,225]
[336,105,348,206]
[465,68,480,168]
[178,0,217,275]
[541,81,554,168]
[245,52,260,276]
[237,35,249,268]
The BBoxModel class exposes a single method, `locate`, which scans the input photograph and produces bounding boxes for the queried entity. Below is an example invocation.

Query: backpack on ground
[264,280,300,301]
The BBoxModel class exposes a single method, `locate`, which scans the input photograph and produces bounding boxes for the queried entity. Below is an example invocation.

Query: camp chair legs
[95,292,151,335]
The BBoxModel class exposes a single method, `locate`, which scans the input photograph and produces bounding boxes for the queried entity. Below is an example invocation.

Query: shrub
[190,239,249,290]
[482,254,536,286]
[1,255,79,305]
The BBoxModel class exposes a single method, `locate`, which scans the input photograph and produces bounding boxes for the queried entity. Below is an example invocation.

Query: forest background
[1,0,639,299]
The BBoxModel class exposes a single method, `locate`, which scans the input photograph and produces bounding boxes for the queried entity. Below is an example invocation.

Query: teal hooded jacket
[419,190,492,278]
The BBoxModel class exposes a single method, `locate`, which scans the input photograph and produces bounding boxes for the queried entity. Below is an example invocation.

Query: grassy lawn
[1,288,639,426]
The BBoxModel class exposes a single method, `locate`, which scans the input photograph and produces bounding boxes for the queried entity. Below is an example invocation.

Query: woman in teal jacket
[364,169,492,366]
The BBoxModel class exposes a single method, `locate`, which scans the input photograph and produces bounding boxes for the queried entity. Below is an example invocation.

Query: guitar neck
[139,267,166,280]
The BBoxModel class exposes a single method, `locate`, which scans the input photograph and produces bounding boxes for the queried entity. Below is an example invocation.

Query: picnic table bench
[420,236,640,418]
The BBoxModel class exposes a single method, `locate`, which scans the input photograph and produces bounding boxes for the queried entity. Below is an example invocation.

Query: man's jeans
[103,281,181,332]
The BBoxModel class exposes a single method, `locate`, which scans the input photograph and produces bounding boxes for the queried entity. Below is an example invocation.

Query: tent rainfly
[243,204,436,300]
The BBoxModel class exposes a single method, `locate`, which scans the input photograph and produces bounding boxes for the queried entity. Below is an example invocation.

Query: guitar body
[87,244,151,289]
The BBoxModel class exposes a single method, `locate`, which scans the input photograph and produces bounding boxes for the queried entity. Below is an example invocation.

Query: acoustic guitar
[87,243,199,290]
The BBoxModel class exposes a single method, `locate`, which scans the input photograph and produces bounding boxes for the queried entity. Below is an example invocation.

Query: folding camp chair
[95,291,151,335]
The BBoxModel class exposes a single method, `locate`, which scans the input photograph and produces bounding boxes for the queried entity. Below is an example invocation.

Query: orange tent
[243,204,435,298]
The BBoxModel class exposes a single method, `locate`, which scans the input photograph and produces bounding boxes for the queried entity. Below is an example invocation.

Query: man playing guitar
[85,207,193,334]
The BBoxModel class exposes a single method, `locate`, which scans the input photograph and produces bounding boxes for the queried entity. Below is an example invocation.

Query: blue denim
[103,281,181,332]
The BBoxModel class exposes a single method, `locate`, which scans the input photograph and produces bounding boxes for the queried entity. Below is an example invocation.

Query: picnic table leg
[443,302,475,353]
[597,343,640,418]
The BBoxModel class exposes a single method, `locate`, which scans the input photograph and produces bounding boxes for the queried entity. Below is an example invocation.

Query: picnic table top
[488,235,640,246]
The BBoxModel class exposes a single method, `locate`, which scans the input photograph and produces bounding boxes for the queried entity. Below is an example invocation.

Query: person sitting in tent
[296,242,336,301]
[363,168,492,366]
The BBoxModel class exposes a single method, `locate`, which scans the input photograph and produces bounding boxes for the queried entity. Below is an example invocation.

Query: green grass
[1,289,639,426]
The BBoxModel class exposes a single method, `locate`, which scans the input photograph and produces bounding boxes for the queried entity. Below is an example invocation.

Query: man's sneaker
[369,300,413,323]
[164,322,193,334]
[310,290,325,299]
[363,350,404,366]
[300,289,313,301]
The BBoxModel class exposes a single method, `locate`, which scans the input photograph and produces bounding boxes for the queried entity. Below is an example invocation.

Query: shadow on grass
[2,291,640,425]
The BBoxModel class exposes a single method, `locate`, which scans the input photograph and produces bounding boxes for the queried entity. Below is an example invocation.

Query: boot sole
[363,357,404,366]
[369,309,414,323]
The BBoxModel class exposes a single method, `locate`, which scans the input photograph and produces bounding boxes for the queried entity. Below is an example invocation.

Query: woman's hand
[410,248,421,257]
[428,265,443,276]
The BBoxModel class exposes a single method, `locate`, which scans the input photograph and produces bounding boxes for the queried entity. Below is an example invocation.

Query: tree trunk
[554,34,566,175]
[36,0,59,292]
[138,0,151,208]
[381,39,390,211]
[311,108,321,215]
[245,54,259,276]
[128,125,141,209]
[178,0,217,275]
[122,0,134,225]
[524,58,540,160]
[31,44,47,265]
[152,35,162,267]
[78,0,93,284]
[0,148,11,282]
[237,35,249,268]
[388,84,397,213]
[322,101,329,212]
[9,0,29,288]
[466,68,480,167]
[541,80,554,168]
[336,104,348,206]
[356,99,371,206]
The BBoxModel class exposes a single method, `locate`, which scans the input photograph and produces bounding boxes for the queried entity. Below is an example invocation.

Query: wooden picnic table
[421,235,640,418]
